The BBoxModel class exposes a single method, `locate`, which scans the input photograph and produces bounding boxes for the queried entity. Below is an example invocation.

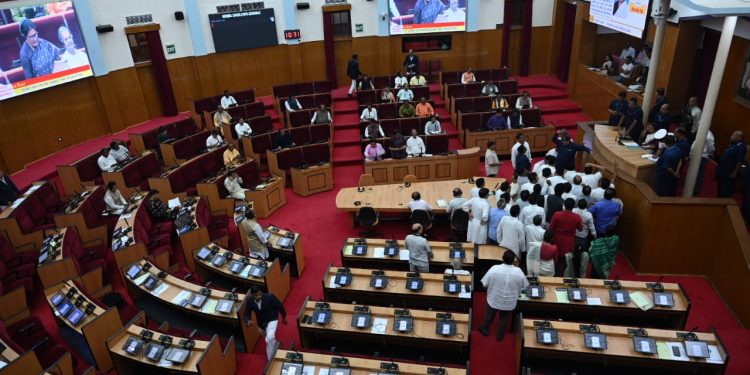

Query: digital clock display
[284,29,301,40]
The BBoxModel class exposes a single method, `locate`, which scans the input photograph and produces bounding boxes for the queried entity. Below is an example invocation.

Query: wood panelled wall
[709,35,750,156]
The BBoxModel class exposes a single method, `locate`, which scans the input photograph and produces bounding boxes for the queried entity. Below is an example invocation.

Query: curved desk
[234,206,305,277]
[340,238,476,272]
[590,124,655,183]
[363,147,481,185]
[37,228,106,293]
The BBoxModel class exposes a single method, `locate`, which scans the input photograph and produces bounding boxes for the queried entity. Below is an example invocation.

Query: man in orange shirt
[415,97,435,118]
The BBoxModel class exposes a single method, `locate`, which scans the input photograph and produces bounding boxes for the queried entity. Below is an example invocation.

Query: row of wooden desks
[362,147,481,185]
[517,318,728,374]
[0,343,80,375]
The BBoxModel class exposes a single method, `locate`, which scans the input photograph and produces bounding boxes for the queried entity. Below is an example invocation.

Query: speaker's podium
[290,163,333,196]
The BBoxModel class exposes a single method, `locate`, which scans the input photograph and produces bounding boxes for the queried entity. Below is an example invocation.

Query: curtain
[145,31,178,116]
[519,0,533,76]
[501,0,513,69]
[556,2,576,82]
[322,12,337,87]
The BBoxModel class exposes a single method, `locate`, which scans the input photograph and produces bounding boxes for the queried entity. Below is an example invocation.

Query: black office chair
[410,209,433,233]
[449,209,469,242]
[356,206,383,238]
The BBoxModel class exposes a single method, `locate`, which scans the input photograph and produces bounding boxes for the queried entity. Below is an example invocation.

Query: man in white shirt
[497,205,526,256]
[519,195,545,226]
[235,118,252,139]
[360,104,378,121]
[619,41,635,60]
[479,250,528,341]
[485,141,500,177]
[533,155,555,176]
[405,224,433,272]
[425,115,442,135]
[97,148,118,172]
[524,215,546,254]
[206,130,225,151]
[693,129,714,194]
[581,163,605,188]
[590,178,614,202]
[310,105,332,124]
[224,172,248,200]
[408,191,433,212]
[109,141,131,163]
[685,96,703,138]
[220,90,237,109]
[284,96,302,112]
[397,85,414,102]
[570,175,584,200]
[463,188,491,247]
[470,178,485,199]
[573,199,596,249]
[57,26,89,70]
[104,181,127,214]
[406,129,426,156]
[394,72,408,89]
[437,0,465,22]
[619,56,634,81]
[510,134,531,169]
[446,188,466,218]
[547,167,568,191]
[444,257,472,276]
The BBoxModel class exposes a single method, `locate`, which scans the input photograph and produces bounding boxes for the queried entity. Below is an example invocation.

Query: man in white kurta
[406,130,426,156]
[224,173,248,200]
[462,188,491,245]
[485,142,500,177]
[496,205,526,256]
[510,135,531,169]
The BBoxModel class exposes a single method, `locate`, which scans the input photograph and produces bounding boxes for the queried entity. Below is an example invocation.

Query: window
[510,0,528,27]
[127,32,151,64]
[331,11,351,38]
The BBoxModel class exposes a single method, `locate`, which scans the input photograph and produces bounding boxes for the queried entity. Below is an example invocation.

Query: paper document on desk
[202,299,218,313]
[373,247,385,258]
[706,345,724,364]
[329,276,338,289]
[316,369,329,375]
[641,154,658,162]
[151,283,170,296]
[659,342,689,361]
[399,250,410,261]
[343,245,353,256]
[630,291,654,311]
[168,197,181,209]
[436,199,448,208]
[459,285,471,299]
[621,140,640,148]
[133,273,149,286]
[172,290,191,304]
[372,317,388,334]
[239,265,251,278]
[586,297,602,305]
[555,290,569,303]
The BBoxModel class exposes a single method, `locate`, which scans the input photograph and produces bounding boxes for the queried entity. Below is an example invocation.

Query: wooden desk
[322,264,473,312]
[192,242,291,302]
[516,318,728,375]
[123,259,260,353]
[106,312,237,375]
[178,198,218,272]
[265,349,468,375]
[36,228,105,293]
[194,158,257,216]
[363,147,481,185]
[570,64,644,121]
[339,238,478,272]
[291,163,333,196]
[590,124,655,183]
[0,182,50,251]
[234,210,306,277]
[44,281,123,372]
[0,350,78,375]
[297,298,471,363]
[101,152,159,198]
[517,277,690,329]
[463,125,556,155]
[53,185,108,244]
[159,130,209,168]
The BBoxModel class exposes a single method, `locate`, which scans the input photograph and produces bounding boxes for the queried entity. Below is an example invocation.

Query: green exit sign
[166,44,176,54]
[355,24,363,33]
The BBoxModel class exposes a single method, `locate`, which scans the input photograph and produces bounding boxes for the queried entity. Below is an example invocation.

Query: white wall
[532,0,553,27]
[478,0,504,31]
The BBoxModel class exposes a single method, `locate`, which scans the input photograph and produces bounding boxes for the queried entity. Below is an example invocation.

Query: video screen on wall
[0,1,92,101]
[209,9,279,53]
[389,0,466,35]
[589,0,651,38]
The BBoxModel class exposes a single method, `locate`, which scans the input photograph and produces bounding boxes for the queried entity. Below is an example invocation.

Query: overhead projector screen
[389,0,466,35]
[589,0,651,38]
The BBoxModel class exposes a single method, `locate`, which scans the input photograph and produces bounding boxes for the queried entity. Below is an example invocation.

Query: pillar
[641,0,670,124]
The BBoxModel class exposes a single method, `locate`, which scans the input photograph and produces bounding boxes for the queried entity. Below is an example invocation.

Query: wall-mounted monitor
[589,0,651,38]
[0,1,93,101]
[209,9,278,53]
[389,0,466,35]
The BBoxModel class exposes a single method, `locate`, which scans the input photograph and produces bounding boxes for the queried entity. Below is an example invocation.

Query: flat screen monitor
[0,1,93,101]
[208,9,278,53]
[389,0,466,35]
[588,0,651,38]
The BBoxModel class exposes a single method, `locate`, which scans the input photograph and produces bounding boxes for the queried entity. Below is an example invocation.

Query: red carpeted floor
[13,76,750,375]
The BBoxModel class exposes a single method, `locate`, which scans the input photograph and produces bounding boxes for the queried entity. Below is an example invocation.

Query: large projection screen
[589,0,651,38]
[0,1,93,101]
[389,0,466,35]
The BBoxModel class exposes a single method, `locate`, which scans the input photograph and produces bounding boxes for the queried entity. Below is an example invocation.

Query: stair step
[333,128,362,146]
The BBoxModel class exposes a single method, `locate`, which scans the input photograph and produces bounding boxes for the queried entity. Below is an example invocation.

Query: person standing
[241,208,269,259]
[692,129,714,195]
[573,199,596,250]
[588,188,621,236]
[243,286,287,360]
[608,91,628,126]
[0,170,18,208]
[497,205,526,257]
[347,54,360,98]
[463,188,491,249]
[479,250,528,341]
[549,198,583,276]
[486,199,508,245]
[511,134,531,170]
[681,96,702,142]
[716,131,746,198]
[446,188,466,219]
[485,141,500,177]
[654,135,681,197]
[552,129,590,171]
[405,223,433,272]
[403,49,419,75]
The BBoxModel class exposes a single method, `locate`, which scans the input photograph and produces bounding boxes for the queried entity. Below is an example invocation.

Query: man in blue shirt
[588,188,622,235]
[486,199,508,245]
[650,103,673,131]
[649,87,669,123]
[485,110,508,131]
[552,129,590,171]
[622,98,643,140]
[674,127,690,160]
[716,130,746,198]
[608,91,628,126]
[654,135,682,196]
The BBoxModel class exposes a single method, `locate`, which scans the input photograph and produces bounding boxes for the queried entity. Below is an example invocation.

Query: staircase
[515,75,590,133]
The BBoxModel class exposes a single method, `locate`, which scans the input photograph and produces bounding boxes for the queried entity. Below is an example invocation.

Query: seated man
[104,181,128,215]
[223,143,241,166]
[515,91,533,110]
[358,74,375,91]
[109,140,131,162]
[220,90,237,109]
[482,81,499,96]
[415,97,435,118]
[235,118,252,139]
[224,172,248,200]
[97,148,118,172]
[406,128,426,156]
[461,67,475,84]
[284,96,302,112]
[618,56,634,82]
[206,130,225,151]
[364,139,386,161]
[485,110,509,131]
[146,190,177,223]
[409,72,427,87]
[311,104,332,124]
[408,191,433,212]
[273,128,295,149]
[601,55,615,76]
[389,130,407,159]
[507,108,524,129]
[0,170,20,207]
[424,115,442,135]
[394,72,408,89]
[491,94,510,110]
[397,85,414,102]
[363,120,385,139]
[381,87,396,103]
[399,101,416,118]
[360,104,378,122]
[213,105,231,130]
